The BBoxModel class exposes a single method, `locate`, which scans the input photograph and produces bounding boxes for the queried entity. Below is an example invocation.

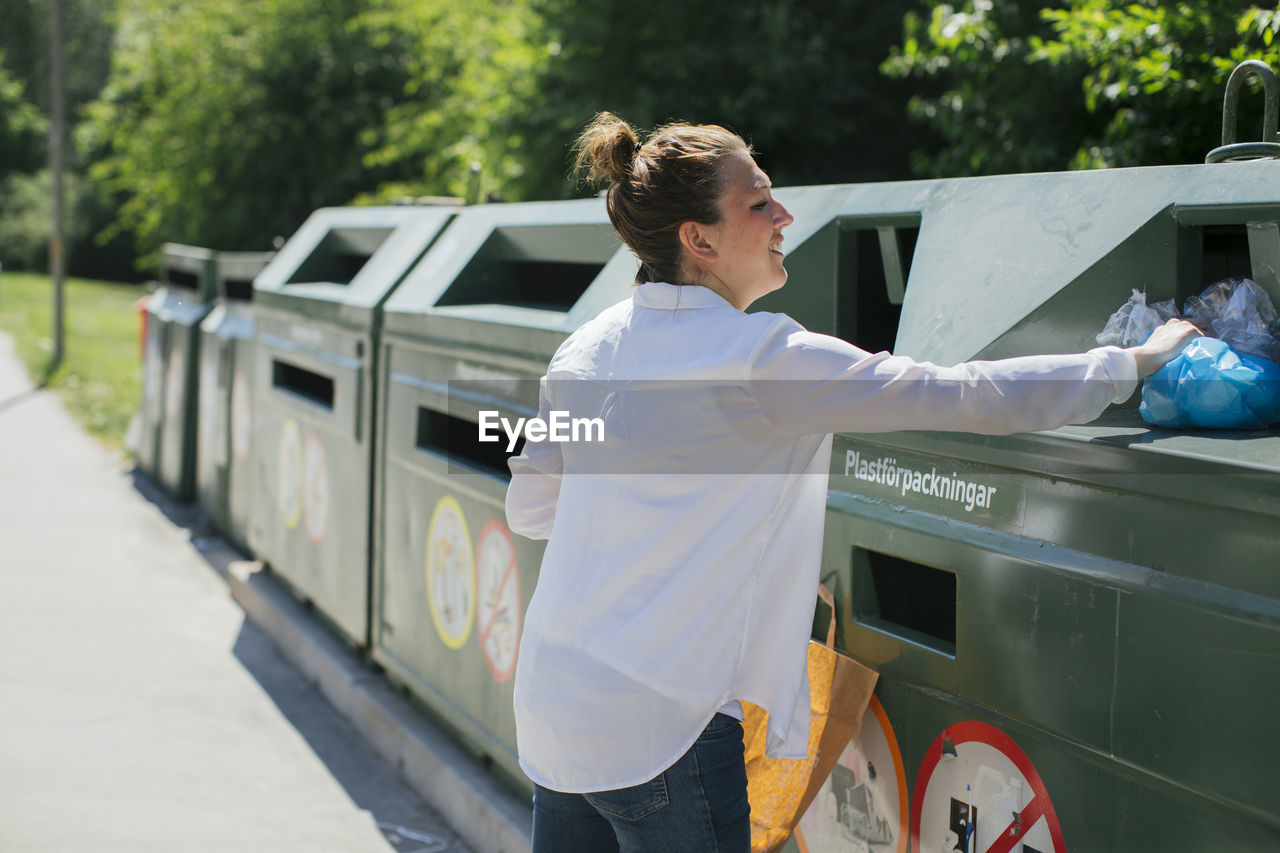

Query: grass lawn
[0,271,147,454]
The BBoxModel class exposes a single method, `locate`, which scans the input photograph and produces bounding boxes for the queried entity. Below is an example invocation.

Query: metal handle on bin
[1205,59,1280,163]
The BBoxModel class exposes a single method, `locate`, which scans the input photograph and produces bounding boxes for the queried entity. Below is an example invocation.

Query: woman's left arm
[744,314,1176,437]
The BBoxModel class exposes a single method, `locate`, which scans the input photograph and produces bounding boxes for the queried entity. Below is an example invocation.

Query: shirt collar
[632,282,738,312]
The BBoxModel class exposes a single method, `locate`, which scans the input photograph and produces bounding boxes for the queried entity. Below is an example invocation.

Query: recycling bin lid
[254,205,457,325]
[878,161,1280,368]
[216,250,275,303]
[824,160,1280,476]
[382,198,633,339]
[159,243,218,305]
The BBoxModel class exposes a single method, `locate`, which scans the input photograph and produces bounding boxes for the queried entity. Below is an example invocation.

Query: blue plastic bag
[1140,337,1280,429]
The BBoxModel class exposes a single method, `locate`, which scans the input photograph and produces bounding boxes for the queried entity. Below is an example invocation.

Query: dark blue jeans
[532,713,751,852]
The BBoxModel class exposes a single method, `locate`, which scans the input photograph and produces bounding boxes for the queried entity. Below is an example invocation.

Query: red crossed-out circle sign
[910,720,1066,853]
[475,520,521,683]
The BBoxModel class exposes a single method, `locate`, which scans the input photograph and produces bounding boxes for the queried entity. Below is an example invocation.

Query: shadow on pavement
[126,465,469,853]
[0,387,41,415]
[230,621,464,853]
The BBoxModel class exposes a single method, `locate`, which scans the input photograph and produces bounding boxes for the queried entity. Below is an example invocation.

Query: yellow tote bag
[741,584,878,853]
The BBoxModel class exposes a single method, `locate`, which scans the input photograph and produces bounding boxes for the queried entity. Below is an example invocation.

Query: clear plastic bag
[1098,279,1280,429]
[1181,278,1280,362]
[1095,289,1180,348]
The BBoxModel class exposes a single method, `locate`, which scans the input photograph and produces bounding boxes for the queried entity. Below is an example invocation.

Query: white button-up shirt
[506,282,1138,793]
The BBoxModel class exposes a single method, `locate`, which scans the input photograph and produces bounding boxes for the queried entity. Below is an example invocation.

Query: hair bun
[573,112,640,186]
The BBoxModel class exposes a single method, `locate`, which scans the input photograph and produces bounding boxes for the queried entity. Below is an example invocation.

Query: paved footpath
[0,329,473,853]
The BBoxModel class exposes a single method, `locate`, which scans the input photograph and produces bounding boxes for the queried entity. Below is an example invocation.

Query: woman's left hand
[1128,318,1204,378]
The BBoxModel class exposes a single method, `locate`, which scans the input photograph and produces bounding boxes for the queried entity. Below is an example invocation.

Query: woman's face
[697,151,794,310]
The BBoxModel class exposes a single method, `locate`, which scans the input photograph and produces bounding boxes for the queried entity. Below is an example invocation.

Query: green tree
[0,55,47,182]
[883,0,1280,177]
[0,170,89,271]
[79,0,423,261]
[509,0,931,200]
[1032,1,1280,168]
[0,1,129,277]
[352,0,548,204]
[0,0,117,121]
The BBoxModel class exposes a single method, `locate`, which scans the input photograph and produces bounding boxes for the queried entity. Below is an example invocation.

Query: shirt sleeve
[505,376,563,540]
[745,316,1140,437]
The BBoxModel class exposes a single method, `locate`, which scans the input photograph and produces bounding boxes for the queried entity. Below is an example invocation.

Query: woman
[505,113,1199,852]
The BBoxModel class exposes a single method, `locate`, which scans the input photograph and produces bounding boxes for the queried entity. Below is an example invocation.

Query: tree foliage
[0,54,47,182]
[17,0,1280,272]
[883,0,1280,176]
[351,0,548,204]
[0,0,117,120]
[510,0,931,199]
[79,0,424,258]
[0,1,128,276]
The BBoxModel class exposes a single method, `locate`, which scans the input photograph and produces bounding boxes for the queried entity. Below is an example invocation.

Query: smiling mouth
[769,239,784,256]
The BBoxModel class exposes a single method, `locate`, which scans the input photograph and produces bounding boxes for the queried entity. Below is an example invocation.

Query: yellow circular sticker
[426,496,476,650]
[277,419,303,529]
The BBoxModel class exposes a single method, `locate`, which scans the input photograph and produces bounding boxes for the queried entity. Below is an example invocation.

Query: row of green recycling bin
[137,244,273,512]
[139,157,1280,850]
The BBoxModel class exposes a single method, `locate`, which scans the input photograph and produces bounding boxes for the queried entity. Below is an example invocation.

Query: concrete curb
[228,561,533,853]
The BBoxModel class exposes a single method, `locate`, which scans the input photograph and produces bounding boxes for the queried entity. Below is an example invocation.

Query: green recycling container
[138,244,218,501]
[195,250,274,551]
[781,161,1280,852]
[246,206,456,648]
[372,198,632,795]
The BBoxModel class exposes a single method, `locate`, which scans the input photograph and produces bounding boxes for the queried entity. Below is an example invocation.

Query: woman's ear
[679,220,718,265]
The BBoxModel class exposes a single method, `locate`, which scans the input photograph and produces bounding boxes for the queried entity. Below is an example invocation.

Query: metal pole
[50,0,66,372]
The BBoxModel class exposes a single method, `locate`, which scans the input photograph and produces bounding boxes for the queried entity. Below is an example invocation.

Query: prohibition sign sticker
[475,520,521,683]
[231,372,252,461]
[277,419,303,529]
[302,430,329,544]
[794,695,908,853]
[910,721,1065,853]
[426,496,476,650]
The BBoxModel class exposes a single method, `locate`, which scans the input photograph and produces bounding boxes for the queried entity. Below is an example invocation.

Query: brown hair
[573,111,752,284]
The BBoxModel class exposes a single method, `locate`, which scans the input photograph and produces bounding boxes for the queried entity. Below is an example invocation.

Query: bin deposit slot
[416,407,522,480]
[850,547,956,656]
[165,268,200,290]
[1178,221,1280,304]
[223,277,254,302]
[1197,225,1252,285]
[285,227,393,285]
[836,223,919,355]
[436,224,618,311]
[437,259,604,312]
[272,360,335,410]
